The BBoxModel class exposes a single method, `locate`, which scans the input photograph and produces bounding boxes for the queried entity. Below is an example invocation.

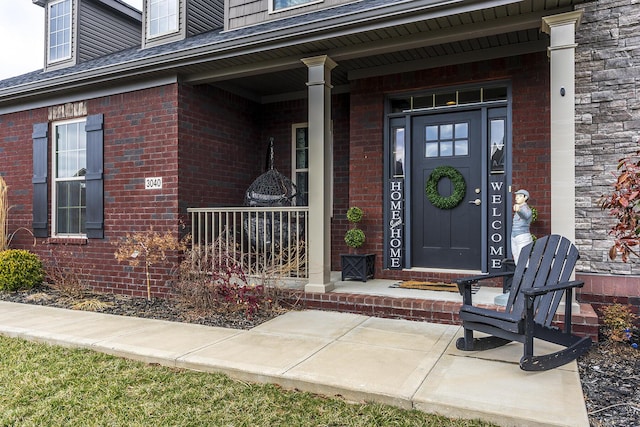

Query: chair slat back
[505,235,579,326]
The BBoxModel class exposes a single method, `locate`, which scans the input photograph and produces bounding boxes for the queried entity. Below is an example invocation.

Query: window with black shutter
[32,114,104,239]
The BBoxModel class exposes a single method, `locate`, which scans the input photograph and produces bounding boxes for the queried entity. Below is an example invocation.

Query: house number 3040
[145,177,162,189]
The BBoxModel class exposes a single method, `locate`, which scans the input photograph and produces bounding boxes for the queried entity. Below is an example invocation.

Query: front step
[281,289,600,342]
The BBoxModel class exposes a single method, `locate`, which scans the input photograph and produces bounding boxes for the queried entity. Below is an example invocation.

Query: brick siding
[349,52,551,283]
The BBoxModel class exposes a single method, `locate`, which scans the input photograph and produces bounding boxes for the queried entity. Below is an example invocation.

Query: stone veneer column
[542,11,583,243]
[302,55,337,293]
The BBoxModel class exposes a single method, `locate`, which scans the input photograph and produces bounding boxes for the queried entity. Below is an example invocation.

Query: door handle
[468,199,481,206]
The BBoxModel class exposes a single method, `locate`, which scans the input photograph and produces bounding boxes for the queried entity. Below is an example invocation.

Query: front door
[411,111,483,269]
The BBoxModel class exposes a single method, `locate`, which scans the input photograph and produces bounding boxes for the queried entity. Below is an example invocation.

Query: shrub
[113,228,187,301]
[344,228,365,249]
[601,303,639,343]
[0,249,45,292]
[344,206,365,251]
[599,144,640,261]
[175,244,282,318]
[45,248,88,299]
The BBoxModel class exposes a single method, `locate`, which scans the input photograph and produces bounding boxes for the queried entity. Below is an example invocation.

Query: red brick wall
[349,52,551,282]
[511,53,551,237]
[0,109,40,247]
[578,273,640,318]
[1,53,552,296]
[178,83,262,211]
[3,85,183,298]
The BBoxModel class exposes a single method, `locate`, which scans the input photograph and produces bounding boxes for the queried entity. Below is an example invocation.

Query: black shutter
[32,123,49,238]
[85,114,104,239]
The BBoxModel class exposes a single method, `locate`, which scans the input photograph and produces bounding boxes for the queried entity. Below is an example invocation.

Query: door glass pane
[440,141,453,156]
[484,87,508,102]
[425,126,438,141]
[458,89,481,104]
[440,124,453,139]
[490,118,506,172]
[425,142,438,157]
[392,127,405,177]
[455,140,468,156]
[455,123,468,138]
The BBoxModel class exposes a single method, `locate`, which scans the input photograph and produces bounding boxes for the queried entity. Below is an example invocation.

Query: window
[148,0,178,37]
[425,122,469,158]
[391,127,405,177]
[490,118,506,173]
[292,124,308,206]
[32,114,104,239]
[272,0,318,12]
[53,119,87,236]
[389,86,507,113]
[48,0,72,63]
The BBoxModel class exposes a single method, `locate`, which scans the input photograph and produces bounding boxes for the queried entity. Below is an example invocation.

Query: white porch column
[541,11,583,243]
[302,55,337,293]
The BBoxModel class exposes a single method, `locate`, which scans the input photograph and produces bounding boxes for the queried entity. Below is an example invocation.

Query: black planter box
[340,254,376,282]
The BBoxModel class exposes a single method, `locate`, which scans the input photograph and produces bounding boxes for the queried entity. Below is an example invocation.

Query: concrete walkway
[0,301,589,426]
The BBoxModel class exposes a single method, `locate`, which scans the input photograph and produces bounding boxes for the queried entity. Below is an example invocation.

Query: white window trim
[51,117,87,238]
[147,0,180,39]
[269,0,323,14]
[47,0,73,64]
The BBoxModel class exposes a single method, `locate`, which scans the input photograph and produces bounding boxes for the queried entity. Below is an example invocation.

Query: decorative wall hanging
[425,165,466,209]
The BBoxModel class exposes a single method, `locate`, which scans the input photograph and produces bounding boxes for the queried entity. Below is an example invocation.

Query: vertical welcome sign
[387,179,404,269]
[488,175,507,271]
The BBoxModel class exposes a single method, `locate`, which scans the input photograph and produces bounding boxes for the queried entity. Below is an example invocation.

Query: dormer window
[271,0,320,12]
[148,0,179,38]
[48,0,72,63]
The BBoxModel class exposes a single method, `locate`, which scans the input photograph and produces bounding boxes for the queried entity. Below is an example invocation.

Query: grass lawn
[0,336,495,426]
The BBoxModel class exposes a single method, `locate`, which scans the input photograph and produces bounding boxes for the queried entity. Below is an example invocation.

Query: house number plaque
[145,177,163,190]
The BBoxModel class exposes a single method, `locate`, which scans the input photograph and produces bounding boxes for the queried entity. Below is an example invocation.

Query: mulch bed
[1,286,639,426]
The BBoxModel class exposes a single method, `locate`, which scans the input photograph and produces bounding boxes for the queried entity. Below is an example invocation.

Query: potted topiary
[340,207,375,282]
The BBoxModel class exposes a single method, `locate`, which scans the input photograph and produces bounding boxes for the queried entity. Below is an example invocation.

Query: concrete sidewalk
[0,301,589,426]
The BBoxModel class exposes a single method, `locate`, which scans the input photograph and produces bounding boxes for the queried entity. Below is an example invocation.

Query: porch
[187,206,598,341]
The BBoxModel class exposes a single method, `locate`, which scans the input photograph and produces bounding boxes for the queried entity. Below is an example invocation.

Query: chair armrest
[521,280,584,297]
[456,271,513,287]
[456,271,514,305]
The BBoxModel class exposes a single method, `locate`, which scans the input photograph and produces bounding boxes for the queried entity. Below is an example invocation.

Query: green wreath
[425,166,466,210]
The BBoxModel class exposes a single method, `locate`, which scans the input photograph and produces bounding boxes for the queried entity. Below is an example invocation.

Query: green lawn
[0,336,495,426]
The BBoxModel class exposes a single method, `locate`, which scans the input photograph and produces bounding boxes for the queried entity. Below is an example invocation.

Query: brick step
[282,289,600,342]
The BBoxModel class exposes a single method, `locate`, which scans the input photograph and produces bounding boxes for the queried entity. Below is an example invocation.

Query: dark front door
[411,111,483,269]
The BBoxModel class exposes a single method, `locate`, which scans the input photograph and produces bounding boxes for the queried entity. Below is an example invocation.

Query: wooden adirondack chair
[456,235,592,371]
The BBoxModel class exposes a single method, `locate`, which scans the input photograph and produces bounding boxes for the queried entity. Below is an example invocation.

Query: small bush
[0,249,45,292]
[45,248,88,299]
[601,303,639,342]
[344,228,365,249]
[175,245,282,318]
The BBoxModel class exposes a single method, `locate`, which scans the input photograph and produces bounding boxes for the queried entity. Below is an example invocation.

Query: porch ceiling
[0,0,583,111]
[181,0,576,103]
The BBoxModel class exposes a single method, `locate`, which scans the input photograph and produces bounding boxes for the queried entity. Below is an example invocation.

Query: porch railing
[187,206,309,279]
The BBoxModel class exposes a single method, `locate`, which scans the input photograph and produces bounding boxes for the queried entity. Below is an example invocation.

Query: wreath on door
[425,165,466,210]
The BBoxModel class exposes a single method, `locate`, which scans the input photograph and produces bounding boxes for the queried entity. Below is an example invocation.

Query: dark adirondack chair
[456,235,592,371]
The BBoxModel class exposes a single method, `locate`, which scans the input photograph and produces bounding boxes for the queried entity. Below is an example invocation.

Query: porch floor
[0,301,589,426]
[328,271,500,304]
[279,272,600,342]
